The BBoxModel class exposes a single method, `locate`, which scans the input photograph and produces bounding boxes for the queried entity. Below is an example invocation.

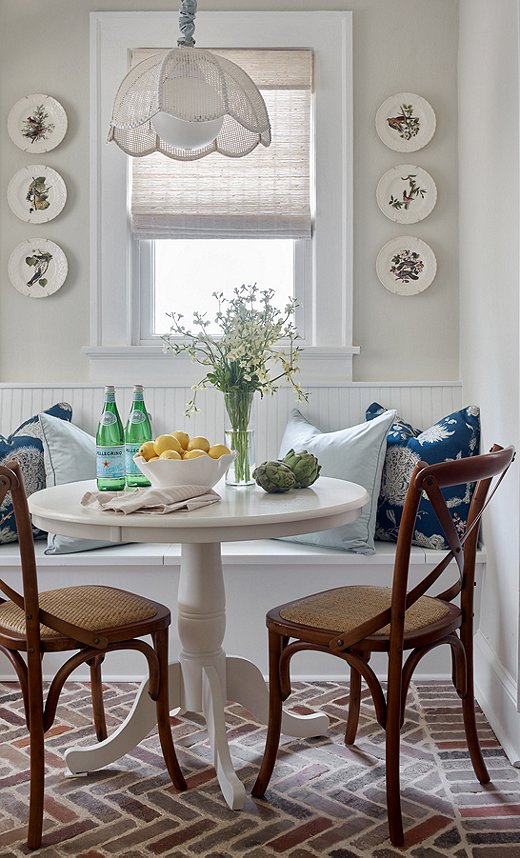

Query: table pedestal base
[64,654,329,809]
[64,542,330,808]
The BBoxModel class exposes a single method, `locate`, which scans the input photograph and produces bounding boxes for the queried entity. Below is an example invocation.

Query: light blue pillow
[40,412,125,554]
[278,407,396,554]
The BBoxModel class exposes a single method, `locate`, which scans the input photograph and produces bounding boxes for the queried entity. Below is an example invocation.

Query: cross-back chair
[0,461,187,850]
[252,444,515,847]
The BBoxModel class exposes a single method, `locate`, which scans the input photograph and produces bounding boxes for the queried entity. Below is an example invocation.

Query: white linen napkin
[81,485,221,514]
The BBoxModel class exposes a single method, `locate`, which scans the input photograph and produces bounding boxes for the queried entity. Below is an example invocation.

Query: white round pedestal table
[29,476,368,810]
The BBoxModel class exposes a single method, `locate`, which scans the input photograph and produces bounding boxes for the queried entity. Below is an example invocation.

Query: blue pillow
[277,407,396,554]
[0,403,72,544]
[366,402,481,549]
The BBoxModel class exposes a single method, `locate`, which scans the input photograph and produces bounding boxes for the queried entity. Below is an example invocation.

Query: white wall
[0,0,459,383]
[459,0,520,763]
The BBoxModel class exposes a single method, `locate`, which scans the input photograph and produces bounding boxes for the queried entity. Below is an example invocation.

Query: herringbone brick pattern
[1,680,520,856]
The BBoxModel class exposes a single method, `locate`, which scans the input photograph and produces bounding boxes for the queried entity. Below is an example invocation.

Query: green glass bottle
[125,384,153,488]
[96,385,125,491]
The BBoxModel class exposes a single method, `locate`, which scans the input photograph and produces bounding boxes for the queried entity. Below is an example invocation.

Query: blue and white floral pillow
[365,402,481,549]
[0,402,72,544]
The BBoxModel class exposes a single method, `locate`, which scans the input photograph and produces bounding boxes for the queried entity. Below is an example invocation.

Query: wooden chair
[252,444,515,847]
[0,461,187,850]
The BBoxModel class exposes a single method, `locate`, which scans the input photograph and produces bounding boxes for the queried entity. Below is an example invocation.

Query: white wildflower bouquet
[161,283,307,411]
[162,284,308,483]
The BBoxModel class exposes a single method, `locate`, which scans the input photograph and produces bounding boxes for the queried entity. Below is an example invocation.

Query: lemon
[154,434,183,456]
[159,449,182,460]
[187,435,210,453]
[208,444,231,459]
[138,440,156,461]
[183,449,208,459]
[148,456,160,461]
[170,430,190,450]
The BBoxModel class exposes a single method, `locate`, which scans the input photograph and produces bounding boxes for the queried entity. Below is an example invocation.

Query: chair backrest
[0,460,42,651]
[389,444,515,644]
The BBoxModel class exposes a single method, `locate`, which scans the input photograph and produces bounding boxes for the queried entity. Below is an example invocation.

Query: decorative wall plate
[7,94,67,153]
[376,236,436,295]
[7,165,67,224]
[8,239,68,298]
[376,165,437,224]
[375,93,436,152]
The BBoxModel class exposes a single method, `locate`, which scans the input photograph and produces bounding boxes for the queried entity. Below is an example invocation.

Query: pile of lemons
[138,432,231,462]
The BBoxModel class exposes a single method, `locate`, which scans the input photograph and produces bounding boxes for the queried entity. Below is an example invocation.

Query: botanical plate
[7,165,67,224]
[375,93,436,152]
[8,239,68,298]
[7,94,67,153]
[376,165,437,224]
[376,236,436,296]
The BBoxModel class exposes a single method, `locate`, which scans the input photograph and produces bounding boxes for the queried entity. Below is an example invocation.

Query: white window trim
[86,11,358,385]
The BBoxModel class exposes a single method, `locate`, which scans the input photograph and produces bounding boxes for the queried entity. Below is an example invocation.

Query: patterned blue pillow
[0,403,72,544]
[366,402,481,549]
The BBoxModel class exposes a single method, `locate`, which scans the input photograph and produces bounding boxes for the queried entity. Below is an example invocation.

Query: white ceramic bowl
[133,452,236,489]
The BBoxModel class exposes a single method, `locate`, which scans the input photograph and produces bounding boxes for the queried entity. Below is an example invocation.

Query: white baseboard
[474,630,520,767]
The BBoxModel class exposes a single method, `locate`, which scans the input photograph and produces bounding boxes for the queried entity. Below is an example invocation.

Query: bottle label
[129,410,147,424]
[125,443,143,475]
[100,413,117,426]
[96,446,124,479]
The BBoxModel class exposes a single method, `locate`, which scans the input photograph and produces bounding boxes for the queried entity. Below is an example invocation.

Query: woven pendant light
[108,0,271,160]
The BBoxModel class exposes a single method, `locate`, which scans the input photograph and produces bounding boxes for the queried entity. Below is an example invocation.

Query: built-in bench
[0,538,486,681]
[1,380,476,681]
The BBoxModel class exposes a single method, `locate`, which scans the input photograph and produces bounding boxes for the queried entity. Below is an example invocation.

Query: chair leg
[345,652,369,745]
[252,630,284,797]
[152,629,187,792]
[27,717,45,850]
[385,661,404,847]
[459,630,490,784]
[88,655,108,742]
[26,659,45,850]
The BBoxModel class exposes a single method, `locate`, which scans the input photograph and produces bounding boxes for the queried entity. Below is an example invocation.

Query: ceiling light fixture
[108,0,271,160]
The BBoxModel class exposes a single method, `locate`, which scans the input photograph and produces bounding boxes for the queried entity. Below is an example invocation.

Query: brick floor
[1,680,520,856]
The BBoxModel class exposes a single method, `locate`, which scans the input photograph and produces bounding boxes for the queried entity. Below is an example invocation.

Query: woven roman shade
[130,48,313,239]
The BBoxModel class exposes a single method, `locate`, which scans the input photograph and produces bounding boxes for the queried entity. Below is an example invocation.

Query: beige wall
[459,0,520,758]
[0,0,459,382]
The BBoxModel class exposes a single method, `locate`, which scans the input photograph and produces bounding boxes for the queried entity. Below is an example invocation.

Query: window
[88,11,356,384]
[130,47,312,343]
[148,239,295,338]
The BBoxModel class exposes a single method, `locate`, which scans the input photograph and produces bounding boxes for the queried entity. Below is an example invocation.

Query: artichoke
[253,460,297,493]
[282,449,321,488]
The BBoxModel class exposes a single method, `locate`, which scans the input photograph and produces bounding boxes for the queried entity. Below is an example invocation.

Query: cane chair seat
[0,585,163,642]
[277,585,454,640]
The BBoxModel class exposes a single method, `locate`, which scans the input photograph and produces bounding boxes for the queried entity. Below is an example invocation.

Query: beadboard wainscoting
[0,381,463,460]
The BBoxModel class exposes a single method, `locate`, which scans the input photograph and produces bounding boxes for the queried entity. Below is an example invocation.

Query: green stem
[225,390,254,483]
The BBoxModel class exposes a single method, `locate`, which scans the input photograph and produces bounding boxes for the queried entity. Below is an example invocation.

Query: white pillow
[278,407,396,554]
[40,412,123,554]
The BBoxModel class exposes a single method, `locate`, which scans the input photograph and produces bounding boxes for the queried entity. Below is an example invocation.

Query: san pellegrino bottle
[125,384,152,487]
[96,386,125,491]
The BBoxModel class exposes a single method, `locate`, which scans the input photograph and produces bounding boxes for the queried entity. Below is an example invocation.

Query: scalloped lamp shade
[108,48,271,160]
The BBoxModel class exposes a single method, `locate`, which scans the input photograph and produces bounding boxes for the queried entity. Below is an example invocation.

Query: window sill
[82,345,361,385]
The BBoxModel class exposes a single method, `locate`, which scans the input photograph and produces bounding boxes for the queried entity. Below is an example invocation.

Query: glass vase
[224,390,255,486]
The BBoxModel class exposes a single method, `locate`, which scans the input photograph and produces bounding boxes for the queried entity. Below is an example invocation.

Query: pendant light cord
[177,0,197,47]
